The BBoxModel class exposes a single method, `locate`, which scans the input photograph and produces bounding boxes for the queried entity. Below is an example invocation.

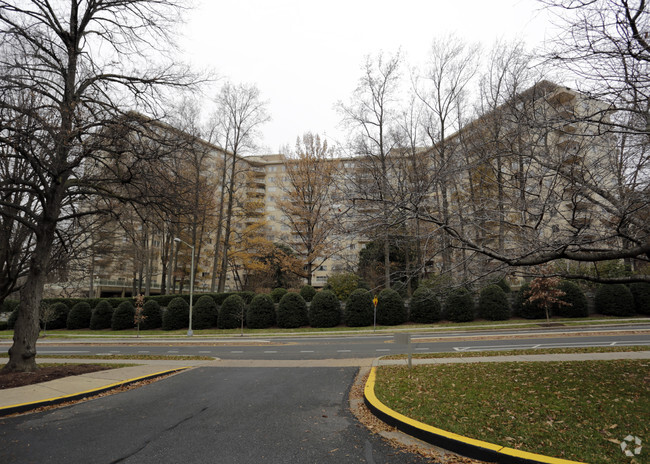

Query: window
[316,276,328,282]
[318,265,327,271]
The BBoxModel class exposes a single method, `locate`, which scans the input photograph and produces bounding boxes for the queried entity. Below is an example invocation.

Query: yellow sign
[373,296,378,307]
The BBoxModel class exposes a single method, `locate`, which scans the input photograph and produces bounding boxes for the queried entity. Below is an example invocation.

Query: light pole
[174,237,195,336]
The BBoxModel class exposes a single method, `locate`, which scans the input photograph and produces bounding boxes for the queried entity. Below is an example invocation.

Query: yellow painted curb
[0,367,189,416]
[364,366,586,464]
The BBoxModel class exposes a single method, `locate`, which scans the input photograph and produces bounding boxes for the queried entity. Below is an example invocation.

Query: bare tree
[338,52,402,289]
[210,81,270,292]
[0,0,197,372]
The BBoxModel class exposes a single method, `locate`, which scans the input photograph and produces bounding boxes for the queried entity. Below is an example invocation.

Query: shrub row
[4,282,649,332]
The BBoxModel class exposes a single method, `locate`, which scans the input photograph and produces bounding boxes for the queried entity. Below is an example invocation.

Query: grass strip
[383,345,650,360]
[0,354,213,361]
[374,360,649,464]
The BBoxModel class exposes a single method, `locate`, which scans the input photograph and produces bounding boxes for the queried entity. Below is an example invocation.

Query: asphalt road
[28,330,650,360]
[0,366,431,464]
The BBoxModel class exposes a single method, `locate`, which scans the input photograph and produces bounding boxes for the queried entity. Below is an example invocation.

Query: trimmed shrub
[106,297,130,308]
[444,288,475,323]
[46,302,70,330]
[478,285,510,321]
[238,291,256,305]
[376,289,406,326]
[7,308,18,330]
[140,300,162,330]
[111,301,135,330]
[594,284,635,316]
[212,293,235,306]
[277,292,308,328]
[193,295,218,329]
[344,289,374,327]
[629,283,650,315]
[0,320,7,330]
[218,295,246,329]
[162,297,189,330]
[66,302,92,329]
[496,278,511,294]
[1,299,19,314]
[270,288,288,303]
[308,290,341,328]
[247,294,276,329]
[552,281,589,317]
[90,300,114,330]
[409,287,442,324]
[514,282,545,319]
[300,285,317,302]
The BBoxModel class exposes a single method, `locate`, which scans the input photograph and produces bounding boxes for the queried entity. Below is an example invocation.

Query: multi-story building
[45,81,619,297]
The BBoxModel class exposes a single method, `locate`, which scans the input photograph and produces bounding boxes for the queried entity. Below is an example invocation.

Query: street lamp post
[174,237,195,337]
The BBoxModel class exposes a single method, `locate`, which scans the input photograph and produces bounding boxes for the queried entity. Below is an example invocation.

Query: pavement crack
[109,407,208,463]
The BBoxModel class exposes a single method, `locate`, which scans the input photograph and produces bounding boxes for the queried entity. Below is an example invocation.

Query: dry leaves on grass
[348,369,490,464]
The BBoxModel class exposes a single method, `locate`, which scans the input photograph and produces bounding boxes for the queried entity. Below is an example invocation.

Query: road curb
[0,367,189,417]
[363,366,585,464]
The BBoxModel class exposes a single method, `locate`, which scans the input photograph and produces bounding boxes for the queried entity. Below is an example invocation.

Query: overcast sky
[179,0,555,154]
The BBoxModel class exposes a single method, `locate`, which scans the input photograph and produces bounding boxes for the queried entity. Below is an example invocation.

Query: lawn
[374,359,649,464]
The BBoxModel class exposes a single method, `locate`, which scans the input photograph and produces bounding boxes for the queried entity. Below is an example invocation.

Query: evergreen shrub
[514,282,545,319]
[300,285,317,302]
[344,289,374,327]
[193,295,218,329]
[247,294,276,329]
[90,301,114,330]
[308,290,341,328]
[270,288,288,303]
[111,301,135,330]
[1,299,19,314]
[629,283,650,315]
[218,295,246,329]
[7,309,18,330]
[66,302,92,329]
[277,292,308,328]
[327,272,361,301]
[47,302,70,330]
[212,293,235,306]
[140,300,162,330]
[553,281,589,317]
[376,289,406,326]
[409,287,442,324]
[238,291,256,305]
[478,285,510,321]
[444,288,475,322]
[594,284,635,316]
[162,297,189,330]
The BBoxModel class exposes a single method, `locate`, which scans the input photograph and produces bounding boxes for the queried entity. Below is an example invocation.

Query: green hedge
[595,284,635,316]
[271,288,288,303]
[344,289,374,327]
[7,308,18,330]
[193,295,218,329]
[111,301,135,330]
[45,302,70,330]
[277,292,308,328]
[162,297,189,330]
[218,295,246,329]
[478,285,510,321]
[308,290,341,328]
[553,281,589,317]
[90,301,114,330]
[514,282,546,319]
[376,289,406,326]
[629,283,650,315]
[1,299,19,314]
[140,300,162,330]
[409,287,442,323]
[300,285,317,302]
[247,294,276,329]
[444,288,475,322]
[66,302,92,329]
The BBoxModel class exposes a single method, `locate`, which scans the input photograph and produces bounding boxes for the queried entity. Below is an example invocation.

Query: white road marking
[231,351,244,353]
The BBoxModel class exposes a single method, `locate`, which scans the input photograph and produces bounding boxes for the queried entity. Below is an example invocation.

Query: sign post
[372,295,378,332]
[394,333,412,368]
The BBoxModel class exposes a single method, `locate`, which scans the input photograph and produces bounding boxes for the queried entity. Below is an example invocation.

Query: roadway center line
[264,350,278,353]
[300,350,315,353]
[198,351,211,353]
[231,351,244,354]
[138,350,150,353]
[337,350,351,353]
[376,349,390,352]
